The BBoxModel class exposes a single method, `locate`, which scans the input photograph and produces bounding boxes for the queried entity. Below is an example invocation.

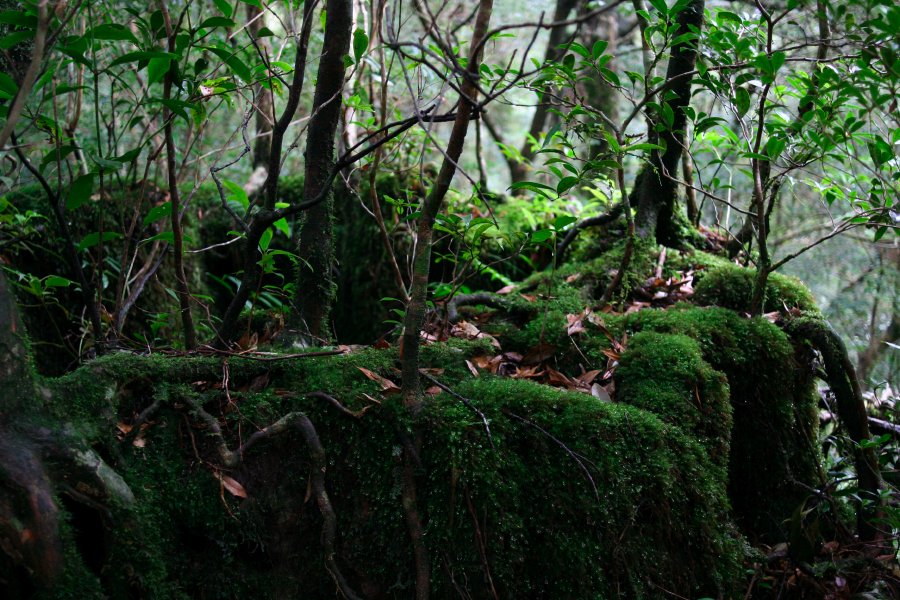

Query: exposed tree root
[786,317,883,543]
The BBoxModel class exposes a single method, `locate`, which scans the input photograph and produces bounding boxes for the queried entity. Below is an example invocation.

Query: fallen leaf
[465,360,479,377]
[575,370,602,386]
[495,284,517,295]
[215,472,248,498]
[357,367,400,393]
[522,343,557,365]
[591,383,611,402]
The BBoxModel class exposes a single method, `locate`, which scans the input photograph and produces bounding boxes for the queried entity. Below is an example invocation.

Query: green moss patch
[693,264,819,314]
[31,347,748,599]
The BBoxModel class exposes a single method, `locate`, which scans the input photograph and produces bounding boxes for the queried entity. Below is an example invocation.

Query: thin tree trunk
[398,4,494,598]
[160,0,196,349]
[248,4,274,170]
[293,0,352,341]
[632,0,704,246]
[512,0,580,185]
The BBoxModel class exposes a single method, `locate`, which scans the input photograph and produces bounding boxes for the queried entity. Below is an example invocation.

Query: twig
[555,203,625,261]
[418,370,494,449]
[503,409,599,501]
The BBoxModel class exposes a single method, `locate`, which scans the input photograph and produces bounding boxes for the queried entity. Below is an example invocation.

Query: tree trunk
[248,4,274,171]
[293,0,352,341]
[511,0,580,185]
[632,0,704,246]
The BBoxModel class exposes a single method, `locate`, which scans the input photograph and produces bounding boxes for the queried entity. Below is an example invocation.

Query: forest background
[0,0,898,597]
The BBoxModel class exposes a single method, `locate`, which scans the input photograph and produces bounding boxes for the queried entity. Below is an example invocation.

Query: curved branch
[555,202,625,261]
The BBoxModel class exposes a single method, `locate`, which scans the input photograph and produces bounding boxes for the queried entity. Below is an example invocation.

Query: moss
[615,331,732,468]
[424,377,744,597]
[693,264,820,314]
[614,306,821,541]
[27,347,750,598]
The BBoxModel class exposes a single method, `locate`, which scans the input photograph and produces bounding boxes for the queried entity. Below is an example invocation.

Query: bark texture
[294,0,352,341]
[632,0,704,246]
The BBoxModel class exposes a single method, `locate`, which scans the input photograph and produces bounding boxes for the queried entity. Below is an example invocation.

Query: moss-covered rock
[18,345,748,599]
[693,264,819,314]
[615,331,732,468]
[615,306,821,541]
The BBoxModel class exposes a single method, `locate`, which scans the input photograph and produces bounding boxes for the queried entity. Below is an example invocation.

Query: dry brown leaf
[564,273,582,283]
[547,368,575,388]
[465,359,479,377]
[424,386,442,396]
[511,365,544,379]
[495,284,517,295]
[357,367,400,393]
[116,422,133,434]
[521,343,557,365]
[215,472,248,498]
[575,370,602,386]
[566,312,586,336]
[600,348,621,361]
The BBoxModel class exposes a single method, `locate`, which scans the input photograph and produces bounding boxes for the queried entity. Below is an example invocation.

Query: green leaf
[0,11,36,27]
[531,229,553,243]
[207,46,252,82]
[222,179,249,209]
[770,51,786,74]
[77,232,122,252]
[734,87,750,117]
[147,57,171,85]
[647,0,669,16]
[556,176,579,195]
[603,131,621,154]
[259,228,273,252]
[552,215,577,230]
[199,17,235,29]
[273,218,289,236]
[89,153,125,173]
[765,137,785,159]
[353,28,369,63]
[88,24,139,44]
[508,181,557,197]
[108,50,179,68]
[0,71,17,99]
[624,142,664,152]
[143,202,172,227]
[0,31,34,50]
[213,0,234,18]
[66,174,94,211]
[541,123,561,148]
[44,275,74,288]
